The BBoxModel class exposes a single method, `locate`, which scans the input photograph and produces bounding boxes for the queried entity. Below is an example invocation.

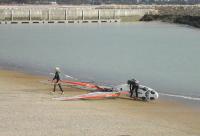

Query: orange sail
[53,92,121,101]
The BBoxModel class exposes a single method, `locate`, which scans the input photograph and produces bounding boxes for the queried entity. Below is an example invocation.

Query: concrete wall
[0,6,155,21]
[1,5,199,21]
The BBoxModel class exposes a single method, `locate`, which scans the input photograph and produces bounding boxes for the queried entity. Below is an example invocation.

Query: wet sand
[0,69,199,136]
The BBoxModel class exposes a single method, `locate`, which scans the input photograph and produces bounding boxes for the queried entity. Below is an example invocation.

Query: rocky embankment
[140,14,200,28]
[140,5,200,28]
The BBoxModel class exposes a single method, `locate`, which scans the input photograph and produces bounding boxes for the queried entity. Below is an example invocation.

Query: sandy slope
[0,69,199,136]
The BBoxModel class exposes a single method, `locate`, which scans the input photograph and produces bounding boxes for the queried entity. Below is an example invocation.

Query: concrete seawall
[0,5,156,24]
[0,5,199,24]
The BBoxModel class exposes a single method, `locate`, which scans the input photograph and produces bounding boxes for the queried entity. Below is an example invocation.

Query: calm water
[0,22,200,99]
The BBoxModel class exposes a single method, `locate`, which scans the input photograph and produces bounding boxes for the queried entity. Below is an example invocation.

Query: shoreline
[1,65,200,106]
[0,68,200,135]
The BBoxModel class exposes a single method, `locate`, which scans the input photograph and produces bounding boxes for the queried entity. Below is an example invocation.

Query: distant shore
[140,14,200,28]
[0,68,200,136]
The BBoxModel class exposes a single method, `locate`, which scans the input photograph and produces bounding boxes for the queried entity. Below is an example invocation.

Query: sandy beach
[0,69,199,136]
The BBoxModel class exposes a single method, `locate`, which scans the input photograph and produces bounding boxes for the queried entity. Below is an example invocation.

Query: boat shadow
[118,96,145,102]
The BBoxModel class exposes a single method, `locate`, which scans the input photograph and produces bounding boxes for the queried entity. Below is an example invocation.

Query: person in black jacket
[52,67,64,94]
[127,79,134,98]
[134,81,139,98]
[127,79,139,98]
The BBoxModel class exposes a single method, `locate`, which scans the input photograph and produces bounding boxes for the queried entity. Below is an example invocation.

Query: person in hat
[52,67,64,94]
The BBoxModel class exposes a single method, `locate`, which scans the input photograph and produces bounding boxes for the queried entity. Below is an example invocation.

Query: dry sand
[0,69,199,136]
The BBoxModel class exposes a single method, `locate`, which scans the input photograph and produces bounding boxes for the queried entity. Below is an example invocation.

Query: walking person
[52,67,64,94]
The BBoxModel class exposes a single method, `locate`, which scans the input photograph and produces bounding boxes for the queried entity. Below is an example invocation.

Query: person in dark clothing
[52,67,64,94]
[127,79,134,98]
[134,81,139,98]
[127,79,139,98]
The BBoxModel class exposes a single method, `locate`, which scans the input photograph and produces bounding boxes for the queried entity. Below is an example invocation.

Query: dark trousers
[130,84,133,97]
[53,83,63,92]
[130,84,139,98]
[134,85,139,98]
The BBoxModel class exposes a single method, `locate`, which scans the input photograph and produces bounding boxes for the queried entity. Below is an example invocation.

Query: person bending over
[127,79,139,98]
[134,80,139,98]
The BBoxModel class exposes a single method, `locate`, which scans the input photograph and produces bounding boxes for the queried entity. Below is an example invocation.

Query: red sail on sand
[53,91,121,101]
[43,78,130,101]
[43,78,159,101]
[43,79,102,91]
[60,80,102,90]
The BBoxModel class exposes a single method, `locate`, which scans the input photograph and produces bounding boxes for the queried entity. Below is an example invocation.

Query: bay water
[0,22,200,100]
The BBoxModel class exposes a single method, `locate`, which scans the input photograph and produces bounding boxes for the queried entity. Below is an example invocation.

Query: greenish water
[0,22,200,99]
